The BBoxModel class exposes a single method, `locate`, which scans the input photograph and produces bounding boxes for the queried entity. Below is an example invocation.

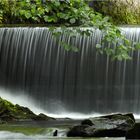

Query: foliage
[0,0,139,60]
[90,0,140,25]
[0,0,90,25]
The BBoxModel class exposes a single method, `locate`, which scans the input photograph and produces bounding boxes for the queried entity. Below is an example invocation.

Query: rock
[124,113,135,122]
[53,130,58,136]
[67,125,94,137]
[33,113,55,121]
[14,104,36,119]
[81,119,93,126]
[0,98,36,121]
[126,123,140,139]
[0,97,54,122]
[67,113,135,137]
[67,125,127,137]
[98,113,135,122]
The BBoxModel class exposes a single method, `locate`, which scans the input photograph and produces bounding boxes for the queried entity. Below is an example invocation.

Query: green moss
[0,97,36,121]
[0,124,49,135]
[0,97,53,122]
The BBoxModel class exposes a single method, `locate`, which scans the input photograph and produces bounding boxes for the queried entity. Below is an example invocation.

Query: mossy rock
[32,113,55,121]
[67,113,135,137]
[0,97,54,122]
[126,123,140,139]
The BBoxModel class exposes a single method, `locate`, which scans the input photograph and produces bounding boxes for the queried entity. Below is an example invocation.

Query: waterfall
[0,27,140,117]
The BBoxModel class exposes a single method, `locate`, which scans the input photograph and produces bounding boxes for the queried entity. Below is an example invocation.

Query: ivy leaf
[54,1,60,7]
[32,17,39,22]
[71,47,79,52]
[96,44,102,49]
[135,43,140,50]
[116,29,121,36]
[25,12,32,19]
[70,18,76,24]
[44,16,48,22]
[124,39,130,46]
[52,31,62,37]
[61,42,71,51]
[103,16,109,22]
[45,8,49,13]
[19,10,26,16]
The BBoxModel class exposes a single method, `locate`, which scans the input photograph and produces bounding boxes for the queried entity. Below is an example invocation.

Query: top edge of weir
[1,24,140,28]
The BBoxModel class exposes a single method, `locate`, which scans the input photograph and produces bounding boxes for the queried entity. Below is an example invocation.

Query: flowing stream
[0,131,125,140]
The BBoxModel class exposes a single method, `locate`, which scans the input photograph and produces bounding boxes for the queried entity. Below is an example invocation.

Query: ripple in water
[0,131,125,140]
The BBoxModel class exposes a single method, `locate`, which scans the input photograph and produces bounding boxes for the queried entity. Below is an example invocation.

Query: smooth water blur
[0,131,125,140]
[0,27,140,117]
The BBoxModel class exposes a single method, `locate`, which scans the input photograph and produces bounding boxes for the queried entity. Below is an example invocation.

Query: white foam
[0,87,139,119]
[0,131,48,139]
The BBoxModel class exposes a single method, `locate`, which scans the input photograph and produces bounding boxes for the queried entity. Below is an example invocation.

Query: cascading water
[0,27,140,117]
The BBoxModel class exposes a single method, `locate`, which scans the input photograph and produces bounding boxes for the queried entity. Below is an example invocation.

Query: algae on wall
[90,0,140,24]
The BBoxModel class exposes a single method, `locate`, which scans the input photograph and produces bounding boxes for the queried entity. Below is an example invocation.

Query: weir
[0,27,140,116]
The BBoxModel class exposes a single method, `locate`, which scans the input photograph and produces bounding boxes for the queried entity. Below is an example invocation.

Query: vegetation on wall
[91,0,140,25]
[0,0,140,60]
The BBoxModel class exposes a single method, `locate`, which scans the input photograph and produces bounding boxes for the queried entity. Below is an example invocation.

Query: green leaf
[135,43,140,50]
[32,16,39,22]
[124,39,130,45]
[103,16,109,22]
[44,16,48,22]
[45,8,49,13]
[61,42,71,51]
[37,7,45,15]
[70,18,76,24]
[47,16,57,22]
[54,1,60,7]
[25,12,32,19]
[52,31,62,37]
[96,44,102,49]
[19,10,26,16]
[116,55,123,61]
[31,5,36,14]
[71,47,79,52]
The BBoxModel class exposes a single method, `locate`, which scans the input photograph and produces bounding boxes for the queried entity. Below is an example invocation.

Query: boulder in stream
[67,113,135,137]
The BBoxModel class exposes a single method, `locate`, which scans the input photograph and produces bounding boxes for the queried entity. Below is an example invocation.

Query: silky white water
[0,131,125,140]
[0,27,140,118]
[0,87,140,119]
